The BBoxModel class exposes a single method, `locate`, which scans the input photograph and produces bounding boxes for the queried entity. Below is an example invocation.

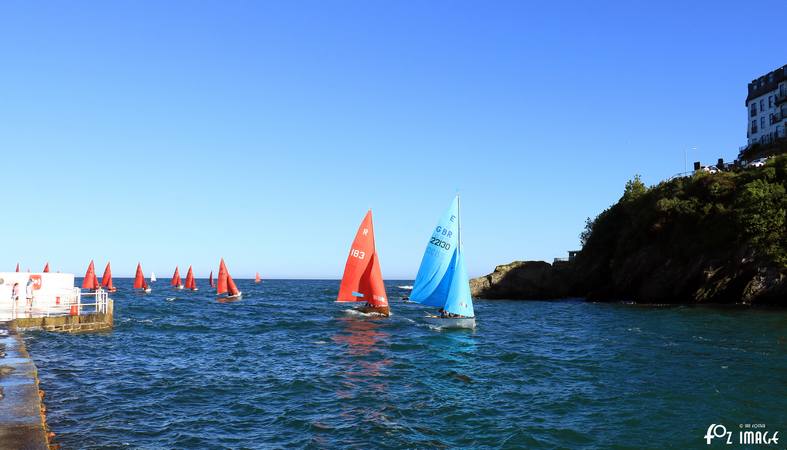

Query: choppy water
[23,279,787,449]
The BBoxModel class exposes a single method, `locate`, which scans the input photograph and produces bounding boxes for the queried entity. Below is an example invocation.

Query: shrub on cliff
[577,155,787,303]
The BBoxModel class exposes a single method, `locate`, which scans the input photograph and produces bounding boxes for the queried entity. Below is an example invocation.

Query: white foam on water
[397,285,413,290]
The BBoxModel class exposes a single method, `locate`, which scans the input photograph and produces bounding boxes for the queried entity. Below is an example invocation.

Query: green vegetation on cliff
[576,155,786,304]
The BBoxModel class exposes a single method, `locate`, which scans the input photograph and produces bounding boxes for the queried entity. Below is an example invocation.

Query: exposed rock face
[471,256,786,305]
[470,261,580,299]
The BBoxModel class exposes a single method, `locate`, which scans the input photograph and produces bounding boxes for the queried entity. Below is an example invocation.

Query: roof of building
[746,64,787,105]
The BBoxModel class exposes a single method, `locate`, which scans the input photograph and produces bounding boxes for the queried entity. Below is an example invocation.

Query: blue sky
[0,1,783,279]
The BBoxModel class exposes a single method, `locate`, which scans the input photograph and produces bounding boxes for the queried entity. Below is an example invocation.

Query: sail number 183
[350,249,366,260]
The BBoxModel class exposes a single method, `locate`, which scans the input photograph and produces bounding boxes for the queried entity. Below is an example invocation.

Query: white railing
[4,287,110,320]
[68,288,109,316]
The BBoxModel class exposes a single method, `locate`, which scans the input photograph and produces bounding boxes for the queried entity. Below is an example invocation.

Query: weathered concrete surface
[13,299,113,333]
[0,322,49,450]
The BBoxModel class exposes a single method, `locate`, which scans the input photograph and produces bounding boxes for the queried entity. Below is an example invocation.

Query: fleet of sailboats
[336,210,390,316]
[51,195,474,330]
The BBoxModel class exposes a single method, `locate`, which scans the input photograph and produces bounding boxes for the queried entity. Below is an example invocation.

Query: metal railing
[6,287,110,319]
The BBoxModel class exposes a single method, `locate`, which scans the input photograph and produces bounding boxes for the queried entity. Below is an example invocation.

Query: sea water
[23,279,787,449]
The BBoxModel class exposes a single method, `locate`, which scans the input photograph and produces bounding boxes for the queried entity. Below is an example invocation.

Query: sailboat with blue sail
[409,195,475,329]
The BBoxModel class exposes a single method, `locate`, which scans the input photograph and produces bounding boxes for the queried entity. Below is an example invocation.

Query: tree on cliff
[575,155,786,304]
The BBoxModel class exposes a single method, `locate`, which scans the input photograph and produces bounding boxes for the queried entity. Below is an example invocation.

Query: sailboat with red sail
[82,260,100,291]
[336,210,390,316]
[171,266,184,290]
[101,262,118,293]
[216,258,242,300]
[184,265,198,291]
[255,272,261,284]
[209,270,215,288]
[43,262,50,273]
[134,262,151,293]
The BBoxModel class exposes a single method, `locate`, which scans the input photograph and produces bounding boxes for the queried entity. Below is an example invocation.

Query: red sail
[134,263,145,289]
[209,270,215,288]
[82,260,98,290]
[226,272,240,296]
[337,210,388,307]
[184,266,196,290]
[216,259,228,295]
[43,262,50,273]
[171,267,182,286]
[255,272,261,283]
[15,263,19,272]
[101,262,114,290]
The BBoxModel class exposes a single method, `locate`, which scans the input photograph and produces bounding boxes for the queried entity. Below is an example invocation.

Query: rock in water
[470,260,580,299]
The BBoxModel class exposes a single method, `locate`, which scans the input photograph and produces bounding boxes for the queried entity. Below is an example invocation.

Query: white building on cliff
[746,64,787,145]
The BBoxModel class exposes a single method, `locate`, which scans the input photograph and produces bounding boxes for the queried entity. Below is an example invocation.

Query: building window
[752,120,758,134]
[751,104,758,116]
[770,96,774,107]
[761,116,765,129]
[761,99,765,110]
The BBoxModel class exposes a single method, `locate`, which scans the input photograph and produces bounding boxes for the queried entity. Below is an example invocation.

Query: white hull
[424,315,476,329]
[175,285,184,290]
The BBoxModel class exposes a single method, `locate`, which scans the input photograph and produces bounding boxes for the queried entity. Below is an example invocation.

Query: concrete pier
[12,299,114,333]
[0,322,49,450]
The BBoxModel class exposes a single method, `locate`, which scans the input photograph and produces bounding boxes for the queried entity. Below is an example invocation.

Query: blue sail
[410,196,473,317]
[442,248,474,317]
[410,197,460,306]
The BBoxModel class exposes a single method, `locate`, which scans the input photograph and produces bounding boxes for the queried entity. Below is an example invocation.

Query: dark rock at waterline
[470,260,581,300]
[470,255,786,305]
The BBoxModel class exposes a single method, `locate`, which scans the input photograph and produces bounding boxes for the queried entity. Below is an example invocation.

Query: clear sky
[0,1,783,279]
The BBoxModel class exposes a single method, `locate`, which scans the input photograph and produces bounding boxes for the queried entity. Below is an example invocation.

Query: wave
[397,285,413,290]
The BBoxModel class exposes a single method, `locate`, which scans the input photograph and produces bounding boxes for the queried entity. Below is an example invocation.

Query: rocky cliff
[472,155,787,305]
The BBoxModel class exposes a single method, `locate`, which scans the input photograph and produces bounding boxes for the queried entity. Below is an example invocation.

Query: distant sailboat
[209,270,215,288]
[43,262,50,273]
[15,263,19,273]
[82,260,100,291]
[336,210,390,316]
[184,265,198,291]
[216,258,242,300]
[171,266,184,290]
[134,263,152,293]
[410,196,475,329]
[101,262,117,293]
[150,272,157,282]
[255,272,261,284]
